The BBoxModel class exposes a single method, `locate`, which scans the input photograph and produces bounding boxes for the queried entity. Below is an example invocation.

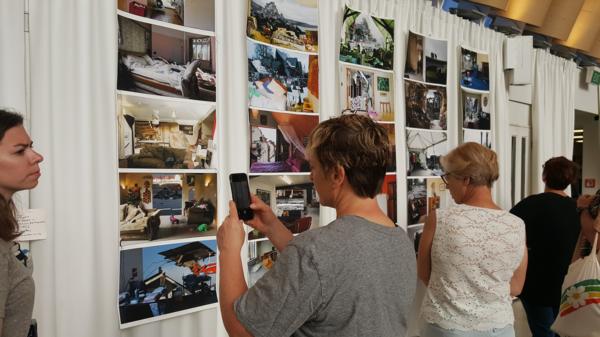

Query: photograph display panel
[378,175,398,223]
[117,0,216,31]
[117,16,216,102]
[406,129,448,177]
[247,39,319,113]
[247,0,318,53]
[340,5,395,71]
[404,79,447,130]
[463,129,491,149]
[248,239,278,287]
[119,239,217,327]
[462,90,490,131]
[119,172,218,246]
[404,31,448,85]
[117,94,217,170]
[248,174,319,240]
[249,109,318,173]
[407,177,446,226]
[339,63,394,122]
[460,47,489,91]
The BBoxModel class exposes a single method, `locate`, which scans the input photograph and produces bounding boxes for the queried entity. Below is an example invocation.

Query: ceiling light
[281,175,292,185]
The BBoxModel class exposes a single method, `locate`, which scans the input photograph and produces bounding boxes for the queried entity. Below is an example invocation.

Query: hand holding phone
[229,173,254,221]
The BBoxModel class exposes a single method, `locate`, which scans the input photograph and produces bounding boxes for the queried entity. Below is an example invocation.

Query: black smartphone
[229,173,254,221]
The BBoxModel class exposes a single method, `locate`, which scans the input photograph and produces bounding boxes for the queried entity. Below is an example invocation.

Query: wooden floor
[150,7,183,26]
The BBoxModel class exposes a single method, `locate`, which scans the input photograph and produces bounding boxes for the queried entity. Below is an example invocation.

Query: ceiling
[447,0,600,64]
[118,94,216,123]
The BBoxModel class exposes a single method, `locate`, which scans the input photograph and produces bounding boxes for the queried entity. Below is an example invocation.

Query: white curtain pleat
[0,0,26,113]
[531,49,577,194]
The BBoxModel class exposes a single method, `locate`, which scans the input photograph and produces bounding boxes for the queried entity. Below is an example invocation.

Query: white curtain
[13,0,512,336]
[0,0,26,113]
[531,49,578,194]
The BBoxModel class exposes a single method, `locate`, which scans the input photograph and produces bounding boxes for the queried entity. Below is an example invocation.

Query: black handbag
[28,319,37,337]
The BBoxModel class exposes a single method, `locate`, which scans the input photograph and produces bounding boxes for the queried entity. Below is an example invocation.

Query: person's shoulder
[0,239,12,255]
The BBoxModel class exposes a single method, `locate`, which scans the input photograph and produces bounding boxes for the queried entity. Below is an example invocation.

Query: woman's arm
[417,210,436,285]
[510,246,528,297]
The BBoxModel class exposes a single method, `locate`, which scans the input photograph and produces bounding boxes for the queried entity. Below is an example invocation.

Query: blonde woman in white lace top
[417,142,528,337]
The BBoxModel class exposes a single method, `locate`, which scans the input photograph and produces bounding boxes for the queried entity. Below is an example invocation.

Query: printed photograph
[119,240,217,326]
[406,129,448,177]
[404,32,424,82]
[462,91,490,130]
[247,39,319,113]
[119,173,217,245]
[249,109,318,173]
[340,63,394,122]
[247,0,318,53]
[117,0,216,31]
[405,80,447,130]
[407,178,426,225]
[247,240,277,287]
[423,36,447,85]
[461,47,489,91]
[117,94,216,170]
[376,174,397,223]
[248,174,320,240]
[117,15,216,101]
[427,178,447,212]
[340,5,394,71]
[463,129,492,149]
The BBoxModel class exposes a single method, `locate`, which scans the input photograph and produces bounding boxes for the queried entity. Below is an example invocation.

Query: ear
[330,165,346,187]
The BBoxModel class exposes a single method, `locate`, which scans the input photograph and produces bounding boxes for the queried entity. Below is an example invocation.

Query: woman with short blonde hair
[418,142,528,337]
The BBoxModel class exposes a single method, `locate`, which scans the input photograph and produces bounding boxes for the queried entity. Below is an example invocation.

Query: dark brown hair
[307,114,390,198]
[543,156,578,190]
[0,109,24,241]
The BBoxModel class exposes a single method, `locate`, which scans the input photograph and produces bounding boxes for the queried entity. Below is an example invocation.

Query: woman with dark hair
[0,109,43,337]
[217,114,416,337]
[510,156,580,337]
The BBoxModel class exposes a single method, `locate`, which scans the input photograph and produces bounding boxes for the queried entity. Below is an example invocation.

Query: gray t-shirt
[0,239,34,337]
[235,215,417,337]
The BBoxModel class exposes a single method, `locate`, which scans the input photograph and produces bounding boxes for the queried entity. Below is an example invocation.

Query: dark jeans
[520,298,559,337]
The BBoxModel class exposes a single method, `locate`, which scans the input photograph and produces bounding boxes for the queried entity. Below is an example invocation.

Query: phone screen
[230,173,254,220]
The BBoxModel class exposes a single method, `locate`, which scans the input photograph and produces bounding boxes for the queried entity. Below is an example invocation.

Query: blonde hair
[440,142,499,187]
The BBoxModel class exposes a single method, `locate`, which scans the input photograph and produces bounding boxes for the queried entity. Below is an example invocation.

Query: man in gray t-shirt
[235,216,416,337]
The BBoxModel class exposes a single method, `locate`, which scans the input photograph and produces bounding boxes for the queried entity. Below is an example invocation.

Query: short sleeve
[235,243,323,337]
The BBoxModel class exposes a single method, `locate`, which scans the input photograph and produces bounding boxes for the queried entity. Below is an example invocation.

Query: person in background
[418,142,527,337]
[0,109,44,337]
[510,156,580,337]
[217,114,417,337]
[574,189,600,258]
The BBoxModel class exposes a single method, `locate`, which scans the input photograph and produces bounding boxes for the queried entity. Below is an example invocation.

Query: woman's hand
[577,194,594,209]
[246,194,279,236]
[217,201,246,254]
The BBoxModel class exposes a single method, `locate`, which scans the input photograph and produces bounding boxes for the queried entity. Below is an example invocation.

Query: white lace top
[421,204,525,331]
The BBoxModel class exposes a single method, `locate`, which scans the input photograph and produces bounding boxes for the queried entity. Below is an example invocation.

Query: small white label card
[16,208,47,241]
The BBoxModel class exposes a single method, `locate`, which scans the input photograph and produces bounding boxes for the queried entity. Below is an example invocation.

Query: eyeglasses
[441,173,450,184]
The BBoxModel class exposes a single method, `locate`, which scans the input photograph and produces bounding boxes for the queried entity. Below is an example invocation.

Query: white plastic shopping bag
[551,233,600,337]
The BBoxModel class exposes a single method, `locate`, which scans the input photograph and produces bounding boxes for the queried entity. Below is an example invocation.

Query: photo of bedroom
[376,174,397,223]
[406,129,448,177]
[118,172,217,246]
[119,240,217,327]
[118,0,215,31]
[117,94,216,170]
[247,0,318,53]
[247,240,277,287]
[249,109,318,173]
[405,80,447,130]
[117,15,216,101]
[247,39,319,113]
[248,174,320,241]
[340,63,394,122]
